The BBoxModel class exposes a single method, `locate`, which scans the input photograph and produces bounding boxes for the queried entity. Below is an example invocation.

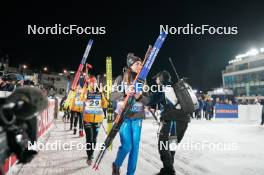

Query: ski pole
[147,106,158,122]
[168,57,180,82]
[100,122,108,135]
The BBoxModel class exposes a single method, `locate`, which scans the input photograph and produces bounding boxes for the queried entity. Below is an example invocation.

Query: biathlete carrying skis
[60,95,70,123]
[69,85,85,136]
[82,75,107,165]
[111,53,149,175]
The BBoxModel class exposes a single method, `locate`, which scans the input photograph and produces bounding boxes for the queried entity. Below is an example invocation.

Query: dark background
[0,0,264,91]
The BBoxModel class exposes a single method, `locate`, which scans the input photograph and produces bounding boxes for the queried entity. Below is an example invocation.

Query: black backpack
[169,58,199,114]
[173,79,199,114]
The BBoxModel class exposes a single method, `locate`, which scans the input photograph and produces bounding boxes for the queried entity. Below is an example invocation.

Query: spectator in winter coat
[205,98,214,120]
[196,97,204,119]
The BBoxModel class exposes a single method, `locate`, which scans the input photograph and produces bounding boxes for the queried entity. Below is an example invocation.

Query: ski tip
[92,165,99,171]
[92,164,98,170]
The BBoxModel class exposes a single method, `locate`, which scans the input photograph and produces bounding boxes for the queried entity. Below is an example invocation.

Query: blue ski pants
[114,118,143,175]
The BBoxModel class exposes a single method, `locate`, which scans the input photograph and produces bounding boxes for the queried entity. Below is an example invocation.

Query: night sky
[0,0,264,91]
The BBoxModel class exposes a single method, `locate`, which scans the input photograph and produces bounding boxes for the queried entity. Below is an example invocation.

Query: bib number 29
[89,99,100,107]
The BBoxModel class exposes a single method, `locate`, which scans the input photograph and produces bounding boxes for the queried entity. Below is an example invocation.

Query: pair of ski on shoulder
[93,33,191,175]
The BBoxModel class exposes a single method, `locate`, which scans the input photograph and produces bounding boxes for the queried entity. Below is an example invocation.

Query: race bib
[75,100,83,107]
[75,92,83,107]
[86,93,102,108]
[130,102,144,112]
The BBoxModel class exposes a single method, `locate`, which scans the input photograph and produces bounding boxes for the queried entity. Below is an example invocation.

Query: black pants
[195,110,201,119]
[70,111,83,130]
[103,108,107,119]
[83,122,101,159]
[206,112,213,120]
[62,110,70,121]
[158,120,188,169]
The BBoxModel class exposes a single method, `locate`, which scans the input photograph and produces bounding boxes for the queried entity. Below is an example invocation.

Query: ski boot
[86,158,93,166]
[73,128,77,135]
[157,167,176,175]
[112,162,120,175]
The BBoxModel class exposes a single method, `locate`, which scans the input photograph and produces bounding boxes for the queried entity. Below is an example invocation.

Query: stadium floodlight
[247,48,259,56]
[236,53,249,59]
[260,48,264,53]
[235,48,260,60]
[235,54,244,59]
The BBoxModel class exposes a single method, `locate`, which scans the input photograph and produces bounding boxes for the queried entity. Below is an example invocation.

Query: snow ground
[11,117,264,175]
